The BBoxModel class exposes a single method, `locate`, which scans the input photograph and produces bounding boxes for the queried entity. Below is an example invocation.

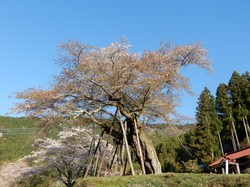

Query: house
[209,147,250,174]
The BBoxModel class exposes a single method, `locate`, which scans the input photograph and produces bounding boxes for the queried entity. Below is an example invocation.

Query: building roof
[209,147,250,168]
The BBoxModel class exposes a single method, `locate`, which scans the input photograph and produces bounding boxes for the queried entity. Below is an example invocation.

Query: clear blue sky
[1,0,249,121]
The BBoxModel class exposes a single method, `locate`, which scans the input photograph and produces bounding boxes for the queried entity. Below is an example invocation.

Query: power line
[0,128,38,135]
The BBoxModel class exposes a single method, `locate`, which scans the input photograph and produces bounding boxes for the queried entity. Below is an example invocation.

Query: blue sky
[0,0,249,121]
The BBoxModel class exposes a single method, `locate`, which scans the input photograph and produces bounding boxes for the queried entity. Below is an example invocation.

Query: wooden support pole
[108,144,119,173]
[118,110,135,175]
[119,139,125,176]
[105,145,116,176]
[84,128,105,178]
[94,144,101,176]
[134,119,146,175]
[97,140,109,176]
[97,108,118,177]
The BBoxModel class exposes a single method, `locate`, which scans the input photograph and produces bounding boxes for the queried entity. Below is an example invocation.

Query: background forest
[156,71,250,173]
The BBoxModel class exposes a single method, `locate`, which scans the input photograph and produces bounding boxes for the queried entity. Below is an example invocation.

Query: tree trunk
[134,129,162,174]
[126,117,162,174]
[243,117,250,146]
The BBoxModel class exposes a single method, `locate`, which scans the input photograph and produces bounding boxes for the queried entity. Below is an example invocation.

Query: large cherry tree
[14,38,211,174]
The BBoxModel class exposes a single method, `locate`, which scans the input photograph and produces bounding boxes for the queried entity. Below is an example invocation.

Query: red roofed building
[209,147,250,174]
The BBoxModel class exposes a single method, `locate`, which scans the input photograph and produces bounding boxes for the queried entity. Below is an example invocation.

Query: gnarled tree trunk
[125,117,162,174]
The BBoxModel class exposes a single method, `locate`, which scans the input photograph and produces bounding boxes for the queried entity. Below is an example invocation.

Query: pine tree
[241,72,250,118]
[228,71,248,142]
[191,87,222,165]
[215,83,232,142]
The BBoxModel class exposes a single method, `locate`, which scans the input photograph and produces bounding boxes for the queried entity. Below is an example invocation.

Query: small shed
[209,147,250,174]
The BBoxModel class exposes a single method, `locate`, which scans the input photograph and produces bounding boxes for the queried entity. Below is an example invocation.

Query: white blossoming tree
[23,127,115,187]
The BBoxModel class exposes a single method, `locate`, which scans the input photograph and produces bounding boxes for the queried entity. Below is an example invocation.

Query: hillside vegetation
[77,173,250,187]
[0,116,191,166]
[0,116,64,165]
[0,116,39,164]
[1,116,250,187]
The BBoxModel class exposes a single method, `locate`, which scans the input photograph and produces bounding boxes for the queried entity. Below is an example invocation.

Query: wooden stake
[94,143,101,176]
[134,118,146,175]
[97,108,118,177]
[108,144,119,173]
[119,138,125,176]
[118,110,135,175]
[84,129,105,178]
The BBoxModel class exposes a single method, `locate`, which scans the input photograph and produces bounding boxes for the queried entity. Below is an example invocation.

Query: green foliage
[184,70,250,168]
[216,83,233,141]
[189,87,222,165]
[156,137,176,172]
[228,71,250,142]
[156,136,181,172]
[0,116,69,165]
[13,173,55,187]
[0,116,39,165]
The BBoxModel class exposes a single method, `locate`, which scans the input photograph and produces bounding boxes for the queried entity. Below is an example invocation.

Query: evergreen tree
[215,83,232,142]
[190,87,222,165]
[228,71,249,142]
[241,72,250,118]
[156,137,180,172]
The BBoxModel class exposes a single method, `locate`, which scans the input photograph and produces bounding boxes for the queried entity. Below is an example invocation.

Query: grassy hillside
[77,173,250,187]
[0,116,65,165]
[0,116,39,164]
[0,116,96,165]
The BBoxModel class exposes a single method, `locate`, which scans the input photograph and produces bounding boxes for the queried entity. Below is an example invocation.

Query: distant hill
[144,123,195,138]
[0,116,194,165]
[0,116,40,165]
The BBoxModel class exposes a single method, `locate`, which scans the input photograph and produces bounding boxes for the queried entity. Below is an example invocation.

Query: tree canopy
[15,39,211,123]
[14,38,212,174]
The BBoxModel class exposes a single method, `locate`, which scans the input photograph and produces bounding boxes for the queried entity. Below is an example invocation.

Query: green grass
[15,173,250,187]
[76,173,250,187]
